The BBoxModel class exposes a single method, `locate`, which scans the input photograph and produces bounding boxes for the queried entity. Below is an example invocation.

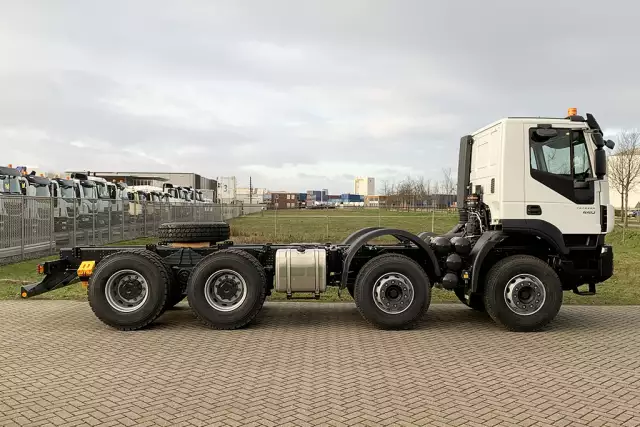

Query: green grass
[1,209,638,305]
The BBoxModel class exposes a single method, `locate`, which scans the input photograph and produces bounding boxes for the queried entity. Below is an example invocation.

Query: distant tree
[608,129,640,226]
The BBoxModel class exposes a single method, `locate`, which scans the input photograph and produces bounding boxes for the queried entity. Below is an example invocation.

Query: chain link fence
[0,195,264,265]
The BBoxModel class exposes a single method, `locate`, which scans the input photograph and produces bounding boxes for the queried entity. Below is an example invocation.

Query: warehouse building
[92,171,216,189]
[354,177,375,196]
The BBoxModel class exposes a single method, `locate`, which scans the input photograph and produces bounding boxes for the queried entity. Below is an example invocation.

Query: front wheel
[353,253,431,330]
[484,255,563,332]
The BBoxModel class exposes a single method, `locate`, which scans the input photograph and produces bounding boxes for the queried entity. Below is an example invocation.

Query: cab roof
[0,166,21,177]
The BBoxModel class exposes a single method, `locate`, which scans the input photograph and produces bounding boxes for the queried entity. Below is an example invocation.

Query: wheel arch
[470,230,561,293]
[340,228,441,289]
[341,227,386,245]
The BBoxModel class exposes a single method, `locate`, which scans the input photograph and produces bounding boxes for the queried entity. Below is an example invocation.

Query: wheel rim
[504,274,546,316]
[204,269,248,312]
[105,269,150,313]
[372,272,414,315]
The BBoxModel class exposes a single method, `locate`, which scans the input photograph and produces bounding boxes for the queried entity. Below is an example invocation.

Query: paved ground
[1,301,639,427]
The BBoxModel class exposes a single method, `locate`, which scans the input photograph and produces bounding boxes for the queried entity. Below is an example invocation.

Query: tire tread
[354,253,431,330]
[484,254,562,332]
[188,249,267,330]
[158,222,230,243]
[88,249,170,331]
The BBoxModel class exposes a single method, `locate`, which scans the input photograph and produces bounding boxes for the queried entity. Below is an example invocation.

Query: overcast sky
[0,0,637,193]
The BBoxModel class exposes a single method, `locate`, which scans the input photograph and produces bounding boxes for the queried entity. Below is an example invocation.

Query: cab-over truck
[23,110,615,332]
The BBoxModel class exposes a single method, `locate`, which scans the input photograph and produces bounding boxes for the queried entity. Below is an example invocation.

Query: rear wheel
[187,249,267,329]
[88,250,170,330]
[353,253,431,330]
[484,255,563,332]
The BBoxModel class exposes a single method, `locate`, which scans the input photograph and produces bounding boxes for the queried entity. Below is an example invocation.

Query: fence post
[143,201,147,237]
[121,200,125,241]
[431,205,435,233]
[72,199,77,247]
[92,200,96,245]
[274,206,277,239]
[50,197,55,255]
[20,197,25,261]
[108,199,112,243]
[326,215,329,240]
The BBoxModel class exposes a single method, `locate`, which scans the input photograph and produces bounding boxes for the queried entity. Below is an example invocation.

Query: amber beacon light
[567,107,578,116]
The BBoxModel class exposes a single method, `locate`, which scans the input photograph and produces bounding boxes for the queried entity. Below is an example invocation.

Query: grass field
[1,208,639,305]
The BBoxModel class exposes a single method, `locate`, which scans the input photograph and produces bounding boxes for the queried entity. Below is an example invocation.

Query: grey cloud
[0,0,638,192]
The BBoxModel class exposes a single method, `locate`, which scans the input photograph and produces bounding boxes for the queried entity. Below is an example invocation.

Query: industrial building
[92,171,217,191]
[236,187,268,205]
[267,192,301,209]
[216,176,237,203]
[354,177,375,196]
[306,189,328,205]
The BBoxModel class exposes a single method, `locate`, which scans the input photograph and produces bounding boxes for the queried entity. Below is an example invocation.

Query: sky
[0,0,638,194]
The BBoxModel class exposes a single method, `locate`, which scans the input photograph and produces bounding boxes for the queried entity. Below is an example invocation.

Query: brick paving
[1,301,639,427]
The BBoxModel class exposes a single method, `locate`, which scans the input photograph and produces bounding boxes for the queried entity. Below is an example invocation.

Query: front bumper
[598,244,614,283]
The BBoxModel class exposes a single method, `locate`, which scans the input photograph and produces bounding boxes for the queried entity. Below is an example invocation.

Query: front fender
[469,230,507,292]
[340,228,441,289]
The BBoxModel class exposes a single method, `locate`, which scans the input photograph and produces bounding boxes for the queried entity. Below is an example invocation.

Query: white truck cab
[466,111,614,238]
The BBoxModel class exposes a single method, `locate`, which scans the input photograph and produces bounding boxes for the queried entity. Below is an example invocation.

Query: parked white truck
[25,110,615,334]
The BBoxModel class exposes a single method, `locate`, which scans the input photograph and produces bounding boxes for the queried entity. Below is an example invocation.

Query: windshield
[34,184,51,197]
[1,175,21,194]
[61,185,75,199]
[96,182,110,199]
[83,186,98,199]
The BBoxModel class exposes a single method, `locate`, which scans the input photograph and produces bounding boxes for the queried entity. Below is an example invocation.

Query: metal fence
[0,195,264,265]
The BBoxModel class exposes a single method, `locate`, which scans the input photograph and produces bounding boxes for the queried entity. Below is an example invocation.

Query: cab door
[524,125,601,236]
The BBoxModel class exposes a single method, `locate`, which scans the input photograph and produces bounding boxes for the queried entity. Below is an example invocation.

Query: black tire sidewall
[88,253,168,328]
[485,256,563,331]
[187,252,265,327]
[355,255,430,329]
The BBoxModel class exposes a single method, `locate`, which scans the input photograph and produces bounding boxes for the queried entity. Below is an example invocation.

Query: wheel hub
[372,273,414,315]
[217,278,240,300]
[504,274,546,316]
[118,278,144,300]
[105,270,149,313]
[204,270,248,311]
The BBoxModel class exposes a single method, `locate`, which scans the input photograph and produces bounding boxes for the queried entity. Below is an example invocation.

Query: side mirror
[595,148,606,179]
[534,128,558,138]
[606,139,616,150]
[592,133,605,148]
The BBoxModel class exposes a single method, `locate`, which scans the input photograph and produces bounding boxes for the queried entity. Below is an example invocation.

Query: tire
[354,253,431,330]
[88,250,170,331]
[158,222,230,243]
[483,255,563,332]
[454,288,485,312]
[187,249,267,330]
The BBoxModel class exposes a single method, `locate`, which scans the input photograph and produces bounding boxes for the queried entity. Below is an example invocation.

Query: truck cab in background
[0,166,24,236]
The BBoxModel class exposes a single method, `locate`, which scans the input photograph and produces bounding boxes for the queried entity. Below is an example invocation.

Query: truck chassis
[22,221,613,333]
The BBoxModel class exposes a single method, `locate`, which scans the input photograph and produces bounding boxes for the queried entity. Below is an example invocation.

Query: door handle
[527,205,542,215]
